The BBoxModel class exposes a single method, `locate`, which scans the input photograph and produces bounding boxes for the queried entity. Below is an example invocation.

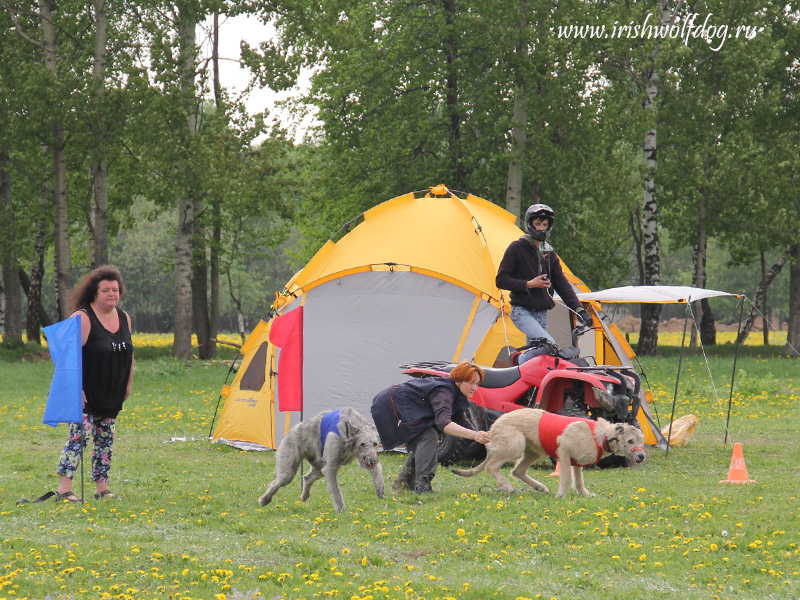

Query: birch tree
[503,1,529,219]
[172,3,199,359]
[89,0,109,267]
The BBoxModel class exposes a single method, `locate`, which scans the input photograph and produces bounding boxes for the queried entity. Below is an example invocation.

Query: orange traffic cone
[719,443,755,484]
[548,461,561,478]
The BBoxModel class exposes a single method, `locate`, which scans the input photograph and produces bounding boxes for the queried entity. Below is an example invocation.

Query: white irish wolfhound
[258,407,385,513]
[452,408,647,497]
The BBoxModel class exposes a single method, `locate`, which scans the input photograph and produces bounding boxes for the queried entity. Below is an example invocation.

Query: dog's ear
[615,424,625,435]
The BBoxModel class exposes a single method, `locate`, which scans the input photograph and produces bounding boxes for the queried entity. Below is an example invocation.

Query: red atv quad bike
[401,325,642,467]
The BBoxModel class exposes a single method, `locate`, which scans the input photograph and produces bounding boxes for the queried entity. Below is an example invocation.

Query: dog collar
[601,436,614,453]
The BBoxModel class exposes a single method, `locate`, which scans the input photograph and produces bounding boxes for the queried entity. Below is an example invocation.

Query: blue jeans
[510,305,555,345]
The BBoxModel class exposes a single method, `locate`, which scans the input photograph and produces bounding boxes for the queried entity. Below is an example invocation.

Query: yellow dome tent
[210,187,665,450]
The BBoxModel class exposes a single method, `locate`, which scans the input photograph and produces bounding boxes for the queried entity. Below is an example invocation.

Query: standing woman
[55,266,134,502]
[371,362,490,494]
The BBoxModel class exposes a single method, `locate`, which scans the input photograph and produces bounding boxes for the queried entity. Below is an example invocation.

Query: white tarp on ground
[577,285,738,304]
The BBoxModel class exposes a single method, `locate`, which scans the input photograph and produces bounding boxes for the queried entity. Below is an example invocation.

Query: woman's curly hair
[68,265,125,313]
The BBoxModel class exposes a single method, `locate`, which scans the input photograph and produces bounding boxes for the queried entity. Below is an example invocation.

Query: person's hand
[526,274,551,289]
[473,430,491,445]
[577,309,593,327]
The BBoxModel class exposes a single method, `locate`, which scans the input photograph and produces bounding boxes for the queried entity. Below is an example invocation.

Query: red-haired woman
[54,266,134,502]
[371,362,490,494]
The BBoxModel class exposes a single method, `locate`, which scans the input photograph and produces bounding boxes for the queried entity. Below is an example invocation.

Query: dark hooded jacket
[495,236,582,312]
[371,377,472,450]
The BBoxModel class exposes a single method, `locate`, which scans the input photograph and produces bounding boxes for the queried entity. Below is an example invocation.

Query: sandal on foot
[55,491,80,503]
[94,490,119,500]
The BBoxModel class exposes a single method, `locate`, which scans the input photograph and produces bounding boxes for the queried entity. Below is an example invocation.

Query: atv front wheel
[436,434,472,466]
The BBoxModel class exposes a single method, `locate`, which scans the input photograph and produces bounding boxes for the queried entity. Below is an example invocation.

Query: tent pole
[666,301,691,457]
[723,295,745,446]
[208,356,240,439]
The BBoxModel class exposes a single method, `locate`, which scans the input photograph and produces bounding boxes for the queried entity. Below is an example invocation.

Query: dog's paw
[258,495,270,506]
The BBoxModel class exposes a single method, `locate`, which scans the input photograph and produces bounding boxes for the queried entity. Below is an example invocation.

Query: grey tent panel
[294,270,499,417]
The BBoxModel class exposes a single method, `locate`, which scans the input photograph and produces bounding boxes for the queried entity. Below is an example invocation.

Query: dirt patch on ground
[614,316,754,333]
[20,350,51,362]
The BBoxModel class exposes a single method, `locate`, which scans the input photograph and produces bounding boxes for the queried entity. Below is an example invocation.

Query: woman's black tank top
[81,306,134,418]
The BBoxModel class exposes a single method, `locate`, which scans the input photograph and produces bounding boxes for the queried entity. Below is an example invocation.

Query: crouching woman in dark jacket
[371,362,491,494]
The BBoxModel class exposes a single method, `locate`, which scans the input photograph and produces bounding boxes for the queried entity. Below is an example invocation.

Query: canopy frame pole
[666,299,692,457]
[723,294,745,446]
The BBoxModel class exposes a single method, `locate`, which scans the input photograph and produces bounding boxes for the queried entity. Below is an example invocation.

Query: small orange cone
[719,443,755,484]
[548,461,561,478]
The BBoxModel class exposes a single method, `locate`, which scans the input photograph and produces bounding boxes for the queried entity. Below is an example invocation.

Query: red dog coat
[538,412,605,467]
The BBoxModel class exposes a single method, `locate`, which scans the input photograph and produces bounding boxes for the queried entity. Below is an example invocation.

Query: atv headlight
[605,382,615,394]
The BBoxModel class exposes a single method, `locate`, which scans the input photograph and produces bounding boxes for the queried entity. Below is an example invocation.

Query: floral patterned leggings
[56,414,115,482]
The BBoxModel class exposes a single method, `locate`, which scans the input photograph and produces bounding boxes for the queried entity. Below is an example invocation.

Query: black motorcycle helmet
[524,203,554,242]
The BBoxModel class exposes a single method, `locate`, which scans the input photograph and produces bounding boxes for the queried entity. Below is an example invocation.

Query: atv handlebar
[571,323,597,347]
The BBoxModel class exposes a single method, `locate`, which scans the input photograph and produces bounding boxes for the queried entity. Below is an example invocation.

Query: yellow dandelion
[456,528,466,537]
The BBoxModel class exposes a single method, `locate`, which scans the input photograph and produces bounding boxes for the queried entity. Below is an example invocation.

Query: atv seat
[479,365,522,389]
[516,344,581,365]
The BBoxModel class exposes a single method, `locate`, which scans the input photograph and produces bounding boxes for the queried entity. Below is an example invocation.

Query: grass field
[1,334,798,600]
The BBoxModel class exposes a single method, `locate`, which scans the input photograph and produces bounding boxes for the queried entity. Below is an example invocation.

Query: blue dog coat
[320,410,342,450]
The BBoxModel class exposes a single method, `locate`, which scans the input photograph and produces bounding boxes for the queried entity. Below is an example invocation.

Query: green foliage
[1,348,799,599]
[2,1,798,339]
[654,0,799,265]
[109,198,298,332]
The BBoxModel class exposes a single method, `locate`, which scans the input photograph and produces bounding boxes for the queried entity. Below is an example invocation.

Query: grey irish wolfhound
[258,407,385,513]
[452,408,647,497]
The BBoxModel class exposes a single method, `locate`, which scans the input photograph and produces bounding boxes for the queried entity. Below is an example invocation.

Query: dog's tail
[451,461,486,478]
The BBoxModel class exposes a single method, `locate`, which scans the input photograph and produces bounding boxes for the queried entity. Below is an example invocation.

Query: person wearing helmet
[496,203,592,346]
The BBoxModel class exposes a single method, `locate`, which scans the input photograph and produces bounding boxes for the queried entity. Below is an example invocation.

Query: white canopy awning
[577,285,739,304]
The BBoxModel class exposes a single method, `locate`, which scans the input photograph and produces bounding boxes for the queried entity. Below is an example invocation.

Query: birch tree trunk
[40,0,72,318]
[505,90,526,220]
[172,6,198,359]
[90,0,109,267]
[504,3,529,220]
[636,0,682,356]
[636,67,661,355]
[203,12,224,360]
